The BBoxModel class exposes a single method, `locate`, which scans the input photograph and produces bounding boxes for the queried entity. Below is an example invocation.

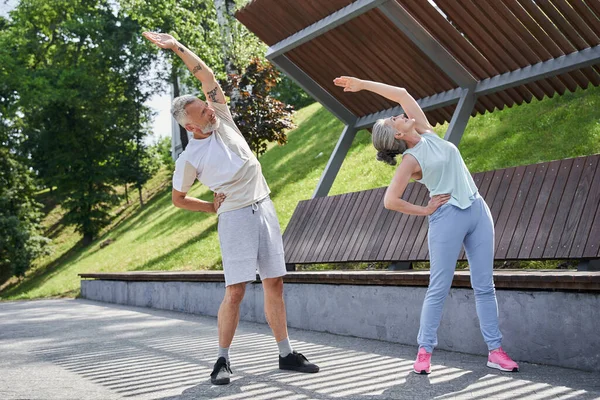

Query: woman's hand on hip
[425,194,451,215]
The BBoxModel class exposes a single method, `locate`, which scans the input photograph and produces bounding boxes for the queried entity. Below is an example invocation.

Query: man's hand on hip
[214,192,226,212]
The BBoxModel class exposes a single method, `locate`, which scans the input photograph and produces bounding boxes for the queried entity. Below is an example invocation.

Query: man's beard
[202,117,221,134]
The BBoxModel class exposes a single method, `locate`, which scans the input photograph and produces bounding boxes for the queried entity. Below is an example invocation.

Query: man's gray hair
[171,95,198,127]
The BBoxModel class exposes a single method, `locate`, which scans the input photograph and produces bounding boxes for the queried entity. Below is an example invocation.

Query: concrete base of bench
[80,270,600,372]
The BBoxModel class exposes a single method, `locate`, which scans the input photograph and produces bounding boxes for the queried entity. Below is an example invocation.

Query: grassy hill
[2,85,600,300]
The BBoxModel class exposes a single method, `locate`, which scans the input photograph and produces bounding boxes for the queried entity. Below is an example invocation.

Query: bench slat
[555,156,596,258]
[572,157,600,258]
[531,158,574,258]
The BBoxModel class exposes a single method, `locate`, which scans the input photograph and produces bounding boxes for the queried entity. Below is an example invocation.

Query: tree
[0,14,49,283]
[0,149,50,283]
[227,59,294,158]
[4,0,155,244]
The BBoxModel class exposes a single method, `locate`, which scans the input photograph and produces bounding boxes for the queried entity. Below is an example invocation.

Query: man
[142,32,319,385]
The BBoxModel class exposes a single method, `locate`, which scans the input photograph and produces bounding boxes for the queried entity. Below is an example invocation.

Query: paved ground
[0,299,599,400]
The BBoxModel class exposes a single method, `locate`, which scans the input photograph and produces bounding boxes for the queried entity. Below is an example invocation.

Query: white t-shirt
[172,102,270,214]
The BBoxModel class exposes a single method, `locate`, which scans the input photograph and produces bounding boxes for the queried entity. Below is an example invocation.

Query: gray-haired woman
[334,76,519,375]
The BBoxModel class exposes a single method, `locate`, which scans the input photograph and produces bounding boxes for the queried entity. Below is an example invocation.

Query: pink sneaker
[413,347,431,374]
[487,347,519,372]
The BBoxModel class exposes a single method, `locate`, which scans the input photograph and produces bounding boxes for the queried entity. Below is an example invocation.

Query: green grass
[2,85,600,300]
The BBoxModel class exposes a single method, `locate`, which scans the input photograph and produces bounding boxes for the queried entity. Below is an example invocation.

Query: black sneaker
[210,357,232,385]
[279,351,319,373]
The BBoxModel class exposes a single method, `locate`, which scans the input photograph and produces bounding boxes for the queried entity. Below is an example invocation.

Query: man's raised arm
[143,32,226,104]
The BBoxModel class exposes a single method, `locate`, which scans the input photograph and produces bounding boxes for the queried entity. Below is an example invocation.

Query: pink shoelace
[417,352,430,362]
[491,348,511,361]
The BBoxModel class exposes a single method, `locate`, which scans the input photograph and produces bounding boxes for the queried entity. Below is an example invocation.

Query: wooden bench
[283,154,600,270]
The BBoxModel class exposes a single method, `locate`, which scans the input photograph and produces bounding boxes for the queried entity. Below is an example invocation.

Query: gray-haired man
[143,32,319,385]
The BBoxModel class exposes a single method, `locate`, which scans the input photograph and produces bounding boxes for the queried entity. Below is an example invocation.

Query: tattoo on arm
[178,46,185,53]
[192,64,202,75]
[207,87,219,102]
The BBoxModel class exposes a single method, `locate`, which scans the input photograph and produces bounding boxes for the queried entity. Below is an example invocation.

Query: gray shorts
[218,197,287,286]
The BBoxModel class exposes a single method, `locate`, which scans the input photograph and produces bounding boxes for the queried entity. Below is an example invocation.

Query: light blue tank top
[403,133,478,209]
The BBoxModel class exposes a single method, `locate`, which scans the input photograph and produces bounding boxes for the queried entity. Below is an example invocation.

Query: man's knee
[262,277,284,297]
[225,283,246,305]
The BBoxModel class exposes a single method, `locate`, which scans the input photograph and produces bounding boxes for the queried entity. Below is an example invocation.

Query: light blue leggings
[418,196,503,352]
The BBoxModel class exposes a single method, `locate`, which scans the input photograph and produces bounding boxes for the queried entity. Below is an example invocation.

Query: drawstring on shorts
[250,195,269,214]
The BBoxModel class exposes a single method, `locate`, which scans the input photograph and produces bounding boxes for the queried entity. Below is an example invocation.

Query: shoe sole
[413,368,431,375]
[487,361,519,372]
[211,377,231,385]
[279,365,320,373]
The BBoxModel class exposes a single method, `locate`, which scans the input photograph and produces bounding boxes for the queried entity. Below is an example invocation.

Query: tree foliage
[2,0,156,244]
[226,59,294,158]
[0,148,50,282]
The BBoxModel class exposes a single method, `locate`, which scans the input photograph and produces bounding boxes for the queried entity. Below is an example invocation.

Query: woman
[334,76,519,375]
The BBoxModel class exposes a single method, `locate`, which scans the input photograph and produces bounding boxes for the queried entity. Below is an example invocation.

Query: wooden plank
[364,200,395,261]
[436,0,517,71]
[518,0,577,52]
[376,183,416,260]
[383,182,422,260]
[494,166,527,254]
[344,188,380,261]
[571,155,600,258]
[299,194,333,263]
[403,0,496,78]
[282,200,307,244]
[297,193,333,263]
[469,0,537,67]
[291,196,328,263]
[283,201,312,259]
[489,168,516,226]
[551,0,600,45]
[518,160,561,258]
[312,195,347,261]
[496,164,536,259]
[319,193,354,262]
[392,184,429,260]
[288,197,328,262]
[583,202,600,257]
[530,158,574,258]
[585,0,600,18]
[331,190,367,261]
[570,0,600,39]
[354,188,388,261]
[538,0,589,50]
[406,182,433,261]
[353,13,438,97]
[557,156,599,258]
[323,191,360,262]
[348,187,386,260]
[310,196,339,262]
[368,194,403,261]
[542,157,585,258]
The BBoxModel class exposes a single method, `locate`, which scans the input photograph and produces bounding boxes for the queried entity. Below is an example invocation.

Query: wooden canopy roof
[237,0,600,127]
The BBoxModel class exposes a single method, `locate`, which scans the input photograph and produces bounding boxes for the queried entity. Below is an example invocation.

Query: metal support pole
[313,125,358,198]
[444,87,477,146]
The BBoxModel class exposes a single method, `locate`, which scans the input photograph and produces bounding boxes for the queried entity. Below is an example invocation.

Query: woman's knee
[473,284,495,297]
